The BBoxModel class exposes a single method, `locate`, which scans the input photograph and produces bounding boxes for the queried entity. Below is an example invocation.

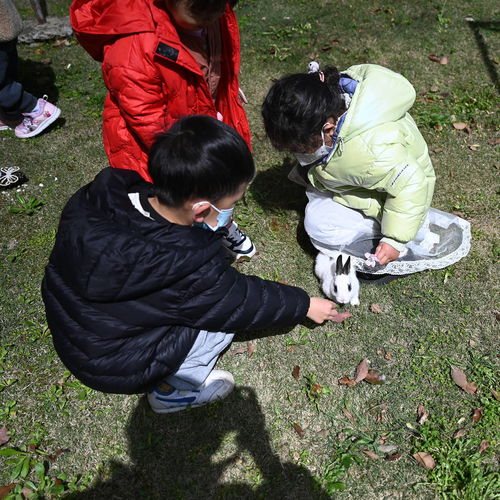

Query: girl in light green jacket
[262,63,470,280]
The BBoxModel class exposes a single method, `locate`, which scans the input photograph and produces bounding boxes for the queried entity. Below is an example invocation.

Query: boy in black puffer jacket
[42,115,348,414]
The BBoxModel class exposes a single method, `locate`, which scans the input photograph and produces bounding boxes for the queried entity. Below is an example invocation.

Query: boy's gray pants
[164,331,234,390]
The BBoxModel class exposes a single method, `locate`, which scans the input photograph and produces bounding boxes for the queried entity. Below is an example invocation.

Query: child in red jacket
[70,0,255,259]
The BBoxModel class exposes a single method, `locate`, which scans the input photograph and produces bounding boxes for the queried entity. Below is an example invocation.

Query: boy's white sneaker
[223,221,256,260]
[147,369,235,414]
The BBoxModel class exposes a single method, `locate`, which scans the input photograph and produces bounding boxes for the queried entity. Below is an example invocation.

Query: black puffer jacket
[42,168,310,394]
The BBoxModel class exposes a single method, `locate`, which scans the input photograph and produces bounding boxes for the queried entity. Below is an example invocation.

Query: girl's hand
[375,242,400,265]
[307,297,352,324]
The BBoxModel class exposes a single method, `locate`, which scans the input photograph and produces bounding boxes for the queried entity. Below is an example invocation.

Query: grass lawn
[1,0,499,498]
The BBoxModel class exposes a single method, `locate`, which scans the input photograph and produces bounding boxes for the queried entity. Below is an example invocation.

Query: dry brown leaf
[376,349,384,356]
[453,122,468,130]
[384,351,392,360]
[354,359,370,382]
[385,453,402,461]
[468,144,480,151]
[370,303,382,314]
[434,124,443,131]
[453,428,467,439]
[479,440,490,454]
[362,449,380,460]
[293,423,305,438]
[364,369,386,385]
[247,342,255,357]
[491,389,500,401]
[472,408,483,423]
[0,484,15,498]
[287,345,297,353]
[440,56,448,65]
[338,376,357,386]
[428,54,441,63]
[233,346,247,355]
[413,451,436,470]
[432,147,444,153]
[0,426,9,446]
[452,210,466,218]
[487,137,500,146]
[342,408,356,424]
[450,366,478,394]
[292,365,300,380]
[417,404,429,425]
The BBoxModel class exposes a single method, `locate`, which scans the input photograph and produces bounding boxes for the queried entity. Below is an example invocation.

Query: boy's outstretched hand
[375,242,400,265]
[307,297,352,324]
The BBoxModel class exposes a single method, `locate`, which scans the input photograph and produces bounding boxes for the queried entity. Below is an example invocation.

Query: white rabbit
[315,252,360,306]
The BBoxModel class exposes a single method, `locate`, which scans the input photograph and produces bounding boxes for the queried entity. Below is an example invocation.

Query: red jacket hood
[70,0,157,60]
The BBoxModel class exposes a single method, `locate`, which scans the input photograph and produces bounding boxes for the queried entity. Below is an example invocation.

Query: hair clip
[307,61,325,82]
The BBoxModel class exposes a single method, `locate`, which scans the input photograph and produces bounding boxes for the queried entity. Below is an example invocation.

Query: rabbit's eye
[333,285,337,293]
[348,284,352,292]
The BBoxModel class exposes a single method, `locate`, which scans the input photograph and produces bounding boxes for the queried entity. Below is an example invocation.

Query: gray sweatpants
[164,330,234,390]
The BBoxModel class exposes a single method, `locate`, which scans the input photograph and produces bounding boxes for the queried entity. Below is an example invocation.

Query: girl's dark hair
[171,0,238,20]
[261,66,343,152]
[148,115,254,207]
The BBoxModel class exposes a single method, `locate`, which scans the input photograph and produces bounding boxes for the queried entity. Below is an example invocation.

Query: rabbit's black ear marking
[344,256,351,274]
[336,255,344,274]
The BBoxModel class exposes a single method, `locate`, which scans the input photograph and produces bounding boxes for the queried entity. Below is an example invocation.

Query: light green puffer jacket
[308,64,435,251]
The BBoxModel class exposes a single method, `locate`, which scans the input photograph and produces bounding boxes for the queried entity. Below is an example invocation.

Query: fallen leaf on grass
[452,210,466,218]
[364,369,386,385]
[292,365,300,380]
[432,148,444,153]
[354,359,370,383]
[453,428,467,439]
[428,54,440,63]
[450,366,478,394]
[479,440,490,454]
[0,427,9,446]
[468,144,480,151]
[362,449,380,460]
[0,484,15,498]
[338,376,357,386]
[453,122,468,130]
[384,351,392,360]
[233,347,247,355]
[440,56,448,65]
[247,342,255,357]
[471,408,483,423]
[47,448,68,462]
[342,408,356,424]
[376,349,384,356]
[413,452,436,469]
[385,453,402,461]
[370,303,382,314]
[487,137,500,146]
[492,389,500,401]
[293,423,305,438]
[417,404,429,425]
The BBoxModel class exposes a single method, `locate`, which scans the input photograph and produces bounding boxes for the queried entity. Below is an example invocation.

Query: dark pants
[0,39,37,117]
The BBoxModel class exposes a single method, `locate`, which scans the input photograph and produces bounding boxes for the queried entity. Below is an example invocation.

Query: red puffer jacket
[70,0,251,181]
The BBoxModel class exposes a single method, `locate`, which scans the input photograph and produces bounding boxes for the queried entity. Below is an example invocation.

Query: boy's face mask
[192,201,234,231]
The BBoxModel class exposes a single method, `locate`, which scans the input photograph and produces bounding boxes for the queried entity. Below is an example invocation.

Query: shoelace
[0,167,20,186]
[226,226,246,245]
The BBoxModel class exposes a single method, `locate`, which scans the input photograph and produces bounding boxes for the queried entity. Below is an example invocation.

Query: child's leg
[148,330,235,414]
[164,330,234,390]
[304,186,381,257]
[0,40,37,116]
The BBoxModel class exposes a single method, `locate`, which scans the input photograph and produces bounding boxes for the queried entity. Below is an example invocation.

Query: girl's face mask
[294,122,335,167]
[192,201,234,231]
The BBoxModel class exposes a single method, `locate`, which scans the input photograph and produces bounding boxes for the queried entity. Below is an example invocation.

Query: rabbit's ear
[343,256,351,274]
[336,255,344,274]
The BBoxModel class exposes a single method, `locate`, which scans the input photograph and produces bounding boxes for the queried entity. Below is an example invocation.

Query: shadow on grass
[17,57,59,104]
[68,387,330,499]
[250,157,317,257]
[466,20,500,93]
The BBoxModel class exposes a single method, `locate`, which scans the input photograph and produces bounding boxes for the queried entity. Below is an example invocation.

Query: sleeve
[363,143,434,244]
[177,259,311,334]
[102,34,166,151]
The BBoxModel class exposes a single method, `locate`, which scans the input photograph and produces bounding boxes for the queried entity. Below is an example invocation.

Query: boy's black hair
[148,115,254,207]
[261,66,344,152]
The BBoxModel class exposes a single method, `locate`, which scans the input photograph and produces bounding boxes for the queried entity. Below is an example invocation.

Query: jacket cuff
[380,237,407,253]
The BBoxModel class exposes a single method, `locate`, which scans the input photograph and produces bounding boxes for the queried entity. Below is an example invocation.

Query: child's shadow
[250,157,316,256]
[17,58,59,104]
[68,387,330,499]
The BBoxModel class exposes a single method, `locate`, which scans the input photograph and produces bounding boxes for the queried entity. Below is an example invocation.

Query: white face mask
[294,122,334,167]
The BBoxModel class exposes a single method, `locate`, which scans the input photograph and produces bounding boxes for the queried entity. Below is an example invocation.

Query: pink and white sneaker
[15,95,61,138]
